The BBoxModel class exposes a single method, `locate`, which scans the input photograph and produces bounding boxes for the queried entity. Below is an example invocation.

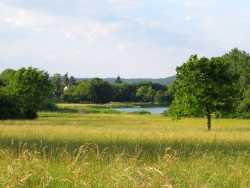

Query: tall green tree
[51,74,63,100]
[6,67,52,118]
[63,73,70,88]
[89,78,113,104]
[223,49,250,116]
[170,55,239,130]
[69,76,77,87]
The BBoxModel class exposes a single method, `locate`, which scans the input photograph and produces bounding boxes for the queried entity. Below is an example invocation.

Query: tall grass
[0,108,250,187]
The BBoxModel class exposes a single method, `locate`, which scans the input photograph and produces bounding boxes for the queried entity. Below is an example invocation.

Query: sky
[0,0,250,78]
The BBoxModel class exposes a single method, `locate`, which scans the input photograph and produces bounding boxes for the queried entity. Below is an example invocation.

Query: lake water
[114,107,168,115]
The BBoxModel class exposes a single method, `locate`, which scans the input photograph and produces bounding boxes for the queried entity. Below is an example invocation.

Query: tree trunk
[207,113,211,131]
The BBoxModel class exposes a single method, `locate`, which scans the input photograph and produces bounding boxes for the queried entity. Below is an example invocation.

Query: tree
[63,73,70,88]
[136,85,155,102]
[115,76,122,84]
[114,84,137,102]
[154,90,164,104]
[169,55,239,130]
[0,69,16,86]
[6,67,52,118]
[51,74,63,100]
[69,76,77,87]
[112,83,131,102]
[0,93,22,119]
[73,80,91,103]
[223,49,250,116]
[223,48,250,90]
[89,78,113,103]
[154,90,165,104]
[237,86,250,117]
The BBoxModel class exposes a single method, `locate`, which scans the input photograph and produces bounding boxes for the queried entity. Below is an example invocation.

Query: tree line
[0,69,172,119]
[0,48,249,123]
[56,76,172,104]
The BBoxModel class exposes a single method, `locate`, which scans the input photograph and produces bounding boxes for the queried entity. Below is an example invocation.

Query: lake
[114,107,168,115]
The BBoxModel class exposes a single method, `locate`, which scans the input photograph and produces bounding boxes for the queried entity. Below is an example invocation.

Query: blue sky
[0,0,249,78]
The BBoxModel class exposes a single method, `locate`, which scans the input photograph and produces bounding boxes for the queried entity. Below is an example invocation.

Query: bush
[0,94,22,119]
[0,67,53,119]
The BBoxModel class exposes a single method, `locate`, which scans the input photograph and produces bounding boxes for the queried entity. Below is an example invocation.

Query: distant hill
[78,75,176,85]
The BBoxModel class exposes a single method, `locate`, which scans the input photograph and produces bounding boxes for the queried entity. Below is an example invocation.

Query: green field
[0,104,250,187]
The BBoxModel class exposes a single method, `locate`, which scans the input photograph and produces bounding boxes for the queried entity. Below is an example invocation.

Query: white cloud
[107,0,142,9]
[184,15,192,22]
[0,2,120,42]
[0,3,55,32]
[0,0,250,78]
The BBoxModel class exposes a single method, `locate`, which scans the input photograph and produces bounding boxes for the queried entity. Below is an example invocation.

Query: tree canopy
[169,55,240,130]
[0,67,52,119]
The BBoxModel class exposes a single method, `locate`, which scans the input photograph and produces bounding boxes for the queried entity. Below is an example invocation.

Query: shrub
[0,94,22,119]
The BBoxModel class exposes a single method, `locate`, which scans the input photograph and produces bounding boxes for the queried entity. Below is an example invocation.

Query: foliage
[169,55,240,130]
[0,93,22,119]
[0,69,16,86]
[51,73,63,100]
[2,67,52,119]
[63,80,91,103]
[154,90,170,104]
[223,48,250,117]
[69,75,77,86]
[237,87,250,118]
[63,73,70,88]
[88,78,114,103]
[136,85,155,102]
[49,74,171,104]
[112,83,136,102]
[48,72,172,104]
[223,48,250,90]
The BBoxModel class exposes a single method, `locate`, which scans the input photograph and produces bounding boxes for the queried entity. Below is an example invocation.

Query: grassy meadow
[0,104,250,187]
